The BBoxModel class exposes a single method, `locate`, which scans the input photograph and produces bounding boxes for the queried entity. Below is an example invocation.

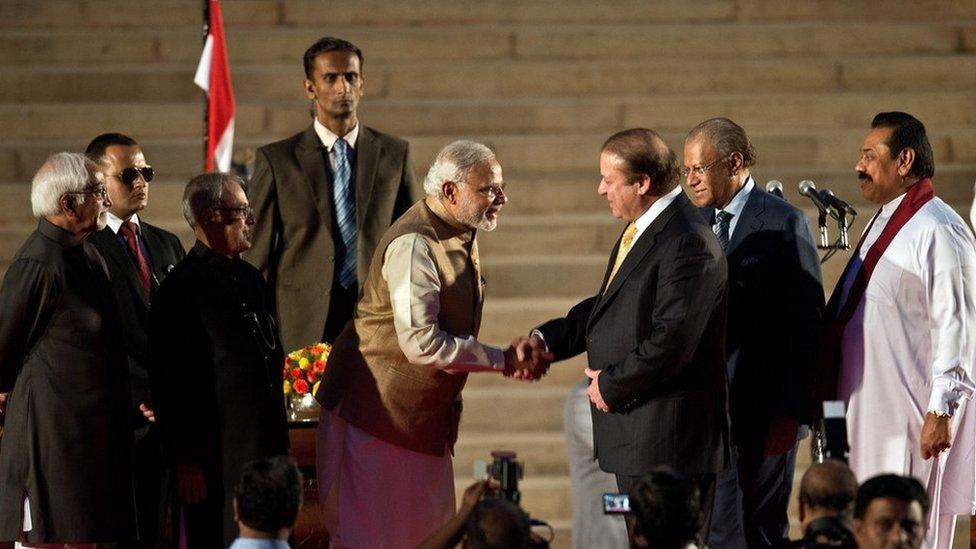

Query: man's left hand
[921,411,952,459]
[585,368,609,413]
[763,416,799,457]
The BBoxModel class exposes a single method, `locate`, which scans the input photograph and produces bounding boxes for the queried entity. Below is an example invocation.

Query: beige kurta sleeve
[382,233,505,373]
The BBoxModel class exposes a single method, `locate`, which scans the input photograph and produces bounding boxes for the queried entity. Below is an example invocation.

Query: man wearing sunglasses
[85,133,186,548]
[0,153,138,545]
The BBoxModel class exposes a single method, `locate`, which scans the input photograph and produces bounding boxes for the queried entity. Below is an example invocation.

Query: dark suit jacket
[538,193,730,477]
[0,220,136,543]
[244,125,416,352]
[89,220,185,438]
[149,241,289,547]
[701,187,824,449]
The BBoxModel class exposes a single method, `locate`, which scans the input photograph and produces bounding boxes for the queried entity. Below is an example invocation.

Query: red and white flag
[194,0,235,172]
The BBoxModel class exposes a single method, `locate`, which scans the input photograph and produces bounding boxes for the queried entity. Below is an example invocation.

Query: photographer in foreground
[629,467,701,549]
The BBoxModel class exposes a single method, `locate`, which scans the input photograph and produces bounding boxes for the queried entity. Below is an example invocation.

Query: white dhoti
[316,406,456,549]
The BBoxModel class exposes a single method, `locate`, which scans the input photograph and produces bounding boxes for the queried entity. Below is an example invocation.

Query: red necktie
[120,221,151,297]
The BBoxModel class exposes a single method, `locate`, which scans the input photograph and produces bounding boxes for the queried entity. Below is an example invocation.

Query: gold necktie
[607,222,638,286]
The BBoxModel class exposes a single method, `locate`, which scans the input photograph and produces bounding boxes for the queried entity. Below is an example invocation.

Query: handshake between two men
[502,335,554,381]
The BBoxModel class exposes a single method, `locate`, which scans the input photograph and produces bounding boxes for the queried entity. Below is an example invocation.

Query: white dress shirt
[713,176,755,239]
[313,117,359,173]
[105,211,140,235]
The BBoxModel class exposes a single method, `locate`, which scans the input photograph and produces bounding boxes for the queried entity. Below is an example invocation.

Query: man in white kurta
[830,112,976,549]
[314,141,549,548]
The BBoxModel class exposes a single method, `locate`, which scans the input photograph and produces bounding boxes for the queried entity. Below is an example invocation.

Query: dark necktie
[332,138,357,289]
[120,221,151,296]
[713,210,733,251]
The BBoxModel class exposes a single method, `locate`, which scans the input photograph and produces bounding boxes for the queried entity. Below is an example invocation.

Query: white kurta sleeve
[924,223,976,414]
[382,233,505,373]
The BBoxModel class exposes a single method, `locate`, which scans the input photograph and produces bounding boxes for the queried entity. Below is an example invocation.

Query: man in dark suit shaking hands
[245,37,417,351]
[683,118,824,549]
[86,133,186,548]
[525,129,730,542]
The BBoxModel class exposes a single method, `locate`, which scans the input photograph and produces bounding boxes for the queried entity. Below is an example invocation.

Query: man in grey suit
[683,118,824,548]
[245,36,416,351]
[0,153,137,544]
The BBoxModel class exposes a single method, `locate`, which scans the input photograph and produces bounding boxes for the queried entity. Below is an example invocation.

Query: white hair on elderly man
[30,152,99,218]
[422,140,495,198]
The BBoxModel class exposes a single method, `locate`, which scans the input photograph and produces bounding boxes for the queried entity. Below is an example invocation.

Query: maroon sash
[815,178,935,404]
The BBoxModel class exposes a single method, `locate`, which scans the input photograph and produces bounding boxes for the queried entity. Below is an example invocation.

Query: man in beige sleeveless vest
[314,141,549,548]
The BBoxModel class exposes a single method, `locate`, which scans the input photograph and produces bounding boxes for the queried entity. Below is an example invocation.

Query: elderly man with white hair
[0,153,138,545]
[315,140,551,548]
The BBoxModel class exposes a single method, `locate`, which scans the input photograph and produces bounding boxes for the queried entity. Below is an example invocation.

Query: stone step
[2,22,972,66]
[3,129,975,184]
[461,387,566,433]
[2,54,975,103]
[3,0,975,30]
[5,91,975,141]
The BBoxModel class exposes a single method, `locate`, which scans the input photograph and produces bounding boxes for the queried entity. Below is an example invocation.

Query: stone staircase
[2,1,975,546]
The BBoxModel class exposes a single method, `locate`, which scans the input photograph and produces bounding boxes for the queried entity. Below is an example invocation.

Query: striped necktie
[332,138,357,288]
[713,210,733,251]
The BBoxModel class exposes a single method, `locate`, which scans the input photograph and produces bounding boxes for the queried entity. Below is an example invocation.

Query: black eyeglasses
[111,166,154,186]
[213,206,254,220]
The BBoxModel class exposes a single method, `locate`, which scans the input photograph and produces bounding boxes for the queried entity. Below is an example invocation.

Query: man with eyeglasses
[315,141,547,547]
[149,172,288,548]
[682,118,823,548]
[0,153,138,545]
[85,132,186,548]
[244,36,417,354]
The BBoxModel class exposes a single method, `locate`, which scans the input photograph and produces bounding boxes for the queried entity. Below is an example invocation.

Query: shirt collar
[634,184,683,235]
[313,117,359,151]
[105,211,140,234]
[716,176,754,221]
[880,191,908,217]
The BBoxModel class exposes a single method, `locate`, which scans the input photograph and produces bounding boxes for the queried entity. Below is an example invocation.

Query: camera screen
[602,492,630,514]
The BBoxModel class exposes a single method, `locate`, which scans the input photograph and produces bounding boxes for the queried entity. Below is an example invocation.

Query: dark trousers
[616,471,716,546]
[707,441,798,548]
[322,281,358,344]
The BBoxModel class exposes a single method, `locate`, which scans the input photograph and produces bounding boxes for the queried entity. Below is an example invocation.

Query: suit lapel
[354,126,381,228]
[725,188,766,254]
[588,195,682,327]
[296,126,335,230]
[90,228,149,308]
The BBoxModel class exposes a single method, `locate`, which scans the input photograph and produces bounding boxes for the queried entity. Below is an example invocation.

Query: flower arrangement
[283,343,329,415]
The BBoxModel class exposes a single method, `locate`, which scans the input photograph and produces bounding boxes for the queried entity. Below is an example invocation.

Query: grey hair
[31,152,97,218]
[422,140,495,198]
[686,117,757,169]
[182,172,245,228]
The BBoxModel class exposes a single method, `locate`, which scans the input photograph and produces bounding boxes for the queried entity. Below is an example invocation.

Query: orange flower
[313,360,325,373]
[307,370,318,383]
[290,367,302,379]
[293,379,309,394]
[284,356,292,367]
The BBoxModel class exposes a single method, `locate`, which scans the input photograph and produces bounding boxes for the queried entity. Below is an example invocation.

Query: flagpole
[202,0,210,170]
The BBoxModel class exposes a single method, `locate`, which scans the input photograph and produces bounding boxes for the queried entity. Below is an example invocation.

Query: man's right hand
[0,392,7,415]
[177,462,207,504]
[504,336,553,380]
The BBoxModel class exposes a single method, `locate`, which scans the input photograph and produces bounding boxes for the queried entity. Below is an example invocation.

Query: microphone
[798,180,830,213]
[799,180,831,248]
[823,190,857,218]
[765,180,784,198]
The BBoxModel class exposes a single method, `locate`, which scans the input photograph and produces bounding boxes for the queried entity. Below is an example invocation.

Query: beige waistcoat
[317,197,484,456]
